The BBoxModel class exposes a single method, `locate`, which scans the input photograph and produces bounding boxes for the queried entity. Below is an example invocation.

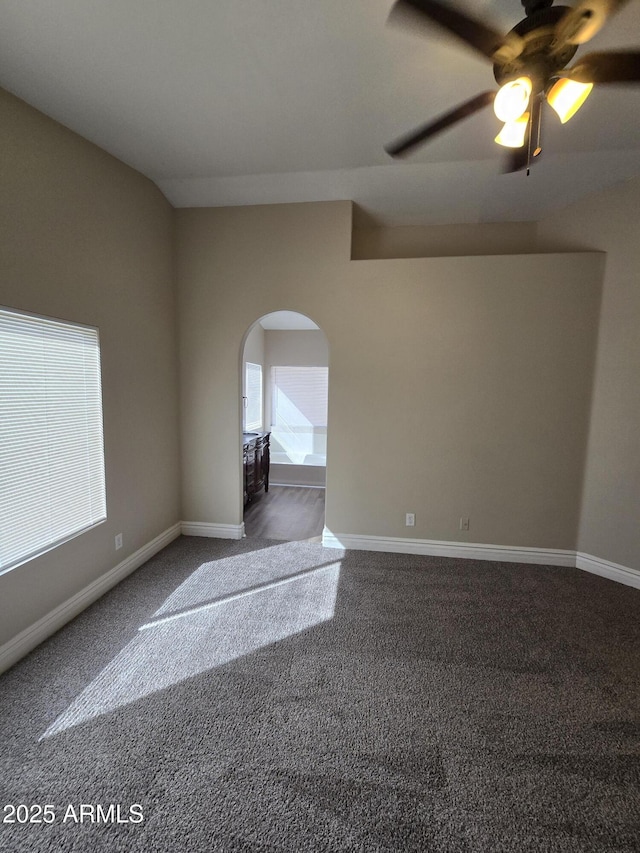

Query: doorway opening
[241,311,328,542]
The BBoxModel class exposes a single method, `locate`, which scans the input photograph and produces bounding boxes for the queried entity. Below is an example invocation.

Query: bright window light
[0,307,106,573]
[271,366,328,465]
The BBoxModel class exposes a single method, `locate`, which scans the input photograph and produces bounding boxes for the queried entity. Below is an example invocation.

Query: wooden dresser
[242,431,270,505]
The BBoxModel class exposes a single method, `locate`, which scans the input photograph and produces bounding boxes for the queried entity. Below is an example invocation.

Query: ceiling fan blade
[388,0,523,63]
[553,0,631,48]
[386,91,496,158]
[568,50,640,83]
[503,144,529,174]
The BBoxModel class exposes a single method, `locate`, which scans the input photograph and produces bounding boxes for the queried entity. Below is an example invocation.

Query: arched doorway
[240,311,328,542]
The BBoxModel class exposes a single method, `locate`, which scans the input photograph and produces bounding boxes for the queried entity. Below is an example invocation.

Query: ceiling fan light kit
[495,113,531,147]
[386,0,640,171]
[546,76,594,120]
[493,76,534,122]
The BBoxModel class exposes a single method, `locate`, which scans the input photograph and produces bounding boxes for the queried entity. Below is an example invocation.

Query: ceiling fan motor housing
[494,5,578,90]
[521,0,554,15]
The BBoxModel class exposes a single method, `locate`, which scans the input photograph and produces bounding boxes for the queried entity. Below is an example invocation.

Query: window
[244,362,263,431]
[271,366,328,465]
[0,307,107,573]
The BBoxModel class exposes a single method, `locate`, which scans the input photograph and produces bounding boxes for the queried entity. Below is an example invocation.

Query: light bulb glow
[494,113,530,148]
[493,77,532,122]
[547,78,593,123]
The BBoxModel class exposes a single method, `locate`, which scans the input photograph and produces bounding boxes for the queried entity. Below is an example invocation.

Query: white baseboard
[0,522,182,676]
[270,483,326,490]
[270,462,326,489]
[322,530,640,588]
[3,524,636,678]
[322,529,576,567]
[576,551,640,589]
[181,521,245,540]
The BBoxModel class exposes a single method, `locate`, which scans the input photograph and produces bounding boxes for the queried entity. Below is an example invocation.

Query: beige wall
[537,177,640,570]
[176,201,603,549]
[0,90,181,646]
[265,329,329,368]
[176,202,351,523]
[243,322,265,368]
[352,221,539,260]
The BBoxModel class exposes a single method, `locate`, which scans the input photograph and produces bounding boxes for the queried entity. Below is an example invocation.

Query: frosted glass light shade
[493,77,532,122]
[495,114,529,148]
[547,78,593,123]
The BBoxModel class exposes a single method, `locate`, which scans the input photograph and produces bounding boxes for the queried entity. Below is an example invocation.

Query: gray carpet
[1,535,639,852]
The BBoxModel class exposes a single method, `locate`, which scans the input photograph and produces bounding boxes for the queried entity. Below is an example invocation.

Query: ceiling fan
[385,0,640,172]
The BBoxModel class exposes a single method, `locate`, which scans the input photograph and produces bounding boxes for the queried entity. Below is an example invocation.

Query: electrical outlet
[115,533,123,550]
[405,513,415,527]
[459,517,470,531]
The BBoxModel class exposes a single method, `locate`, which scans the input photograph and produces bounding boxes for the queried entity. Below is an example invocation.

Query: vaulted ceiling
[1,0,639,225]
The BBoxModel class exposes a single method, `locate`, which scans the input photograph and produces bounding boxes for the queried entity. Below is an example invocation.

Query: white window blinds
[270,366,328,465]
[244,362,263,431]
[0,308,107,573]
[271,366,328,428]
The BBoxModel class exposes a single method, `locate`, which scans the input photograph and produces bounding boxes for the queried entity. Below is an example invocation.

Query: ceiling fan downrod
[521,0,554,16]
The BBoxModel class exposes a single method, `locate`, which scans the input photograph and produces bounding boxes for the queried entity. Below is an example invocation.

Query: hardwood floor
[243,486,325,542]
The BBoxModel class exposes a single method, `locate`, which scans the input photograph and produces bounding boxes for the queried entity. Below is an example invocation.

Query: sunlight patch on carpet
[41,546,341,739]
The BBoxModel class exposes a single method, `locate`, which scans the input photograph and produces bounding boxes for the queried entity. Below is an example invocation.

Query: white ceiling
[1,0,639,226]
[260,312,319,331]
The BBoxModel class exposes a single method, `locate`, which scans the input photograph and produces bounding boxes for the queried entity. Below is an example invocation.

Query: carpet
[1,535,639,852]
